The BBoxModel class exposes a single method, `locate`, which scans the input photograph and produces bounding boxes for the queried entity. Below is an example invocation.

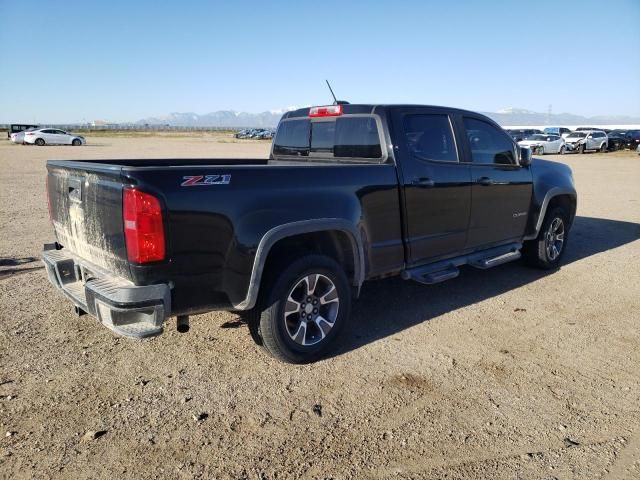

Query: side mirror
[587,135,593,139]
[519,146,532,167]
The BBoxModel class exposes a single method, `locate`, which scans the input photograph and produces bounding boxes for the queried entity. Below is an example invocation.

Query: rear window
[273,116,382,160]
[272,119,311,156]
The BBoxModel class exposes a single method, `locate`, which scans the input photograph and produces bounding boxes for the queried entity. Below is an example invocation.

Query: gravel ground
[0,135,639,479]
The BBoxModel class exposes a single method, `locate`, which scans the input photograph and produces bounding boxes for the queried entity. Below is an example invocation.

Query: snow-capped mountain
[137,110,288,128]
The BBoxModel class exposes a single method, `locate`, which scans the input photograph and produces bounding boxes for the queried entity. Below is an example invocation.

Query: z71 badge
[181,174,231,187]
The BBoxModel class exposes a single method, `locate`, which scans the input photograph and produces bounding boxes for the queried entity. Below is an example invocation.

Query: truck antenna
[325,80,350,105]
[325,80,338,105]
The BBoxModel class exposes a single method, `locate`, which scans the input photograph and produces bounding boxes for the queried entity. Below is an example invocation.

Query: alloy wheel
[545,217,565,261]
[284,274,339,346]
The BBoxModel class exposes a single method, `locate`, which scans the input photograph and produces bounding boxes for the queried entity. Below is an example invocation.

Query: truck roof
[282,104,483,119]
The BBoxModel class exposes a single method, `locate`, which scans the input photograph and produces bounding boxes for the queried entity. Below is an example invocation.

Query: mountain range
[137,110,286,128]
[136,107,640,128]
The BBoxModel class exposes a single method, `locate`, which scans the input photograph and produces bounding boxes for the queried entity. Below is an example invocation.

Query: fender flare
[524,187,576,240]
[232,219,365,311]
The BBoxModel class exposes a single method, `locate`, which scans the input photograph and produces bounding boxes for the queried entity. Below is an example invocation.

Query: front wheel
[578,144,585,154]
[257,254,351,363]
[523,206,570,269]
[72,139,82,146]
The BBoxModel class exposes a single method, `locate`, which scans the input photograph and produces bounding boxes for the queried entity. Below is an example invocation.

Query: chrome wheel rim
[545,217,565,261]
[284,274,339,346]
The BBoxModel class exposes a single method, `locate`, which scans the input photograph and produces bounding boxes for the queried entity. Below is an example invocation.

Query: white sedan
[24,128,86,146]
[517,134,565,155]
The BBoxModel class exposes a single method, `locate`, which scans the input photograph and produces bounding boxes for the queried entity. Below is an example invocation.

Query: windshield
[567,132,586,138]
[526,134,547,141]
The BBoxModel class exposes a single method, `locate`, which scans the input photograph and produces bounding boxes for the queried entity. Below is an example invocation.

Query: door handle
[412,177,435,188]
[477,176,494,186]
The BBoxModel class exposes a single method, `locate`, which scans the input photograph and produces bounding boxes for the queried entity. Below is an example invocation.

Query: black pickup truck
[43,104,577,363]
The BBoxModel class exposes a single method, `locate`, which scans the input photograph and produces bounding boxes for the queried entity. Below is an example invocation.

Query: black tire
[538,146,545,155]
[35,138,45,146]
[72,139,81,146]
[578,144,585,154]
[257,254,351,363]
[559,145,565,155]
[523,206,570,269]
[600,143,607,153]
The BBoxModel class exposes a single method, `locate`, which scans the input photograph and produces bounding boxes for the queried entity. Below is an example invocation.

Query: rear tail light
[26,132,34,135]
[309,105,343,117]
[123,188,165,263]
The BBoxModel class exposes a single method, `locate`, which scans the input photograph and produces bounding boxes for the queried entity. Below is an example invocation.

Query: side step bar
[402,242,522,286]
[411,267,460,285]
[469,249,521,269]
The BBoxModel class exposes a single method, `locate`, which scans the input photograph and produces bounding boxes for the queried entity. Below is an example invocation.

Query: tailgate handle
[68,177,83,202]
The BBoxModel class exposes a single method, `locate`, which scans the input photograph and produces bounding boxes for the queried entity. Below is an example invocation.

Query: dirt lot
[1,134,639,479]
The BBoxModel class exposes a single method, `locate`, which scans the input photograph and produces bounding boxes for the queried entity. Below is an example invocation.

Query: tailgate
[47,161,131,279]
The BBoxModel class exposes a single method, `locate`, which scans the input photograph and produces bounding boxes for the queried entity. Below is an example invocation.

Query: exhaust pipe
[176,315,190,333]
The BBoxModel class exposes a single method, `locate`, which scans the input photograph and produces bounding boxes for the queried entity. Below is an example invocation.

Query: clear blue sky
[1,0,639,123]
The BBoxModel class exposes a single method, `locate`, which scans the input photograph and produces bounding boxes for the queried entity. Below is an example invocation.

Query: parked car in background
[234,128,276,140]
[623,130,640,150]
[23,128,85,146]
[606,130,629,151]
[575,127,599,132]
[10,127,39,144]
[8,123,39,139]
[564,130,608,153]
[636,143,640,155]
[505,128,543,142]
[543,127,572,139]
[518,134,566,154]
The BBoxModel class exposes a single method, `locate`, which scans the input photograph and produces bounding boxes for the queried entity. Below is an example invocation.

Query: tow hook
[177,315,190,333]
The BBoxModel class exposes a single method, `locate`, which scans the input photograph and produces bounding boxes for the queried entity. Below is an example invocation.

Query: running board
[468,249,521,270]
[402,242,522,285]
[407,267,460,285]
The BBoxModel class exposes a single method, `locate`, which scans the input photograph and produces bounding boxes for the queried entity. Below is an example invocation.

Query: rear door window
[403,114,458,162]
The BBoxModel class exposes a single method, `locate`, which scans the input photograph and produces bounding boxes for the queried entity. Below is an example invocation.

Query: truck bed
[46,156,403,314]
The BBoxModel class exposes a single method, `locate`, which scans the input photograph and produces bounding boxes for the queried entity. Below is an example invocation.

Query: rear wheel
[523,206,570,269]
[35,138,45,146]
[256,254,351,363]
[72,139,81,146]
[600,143,607,153]
[559,145,566,154]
